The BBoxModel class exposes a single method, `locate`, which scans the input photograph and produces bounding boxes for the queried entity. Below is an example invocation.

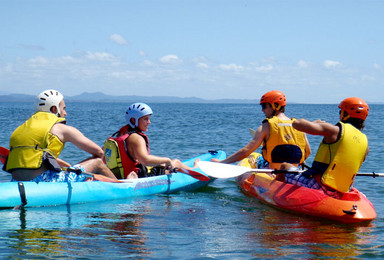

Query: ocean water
[0,102,383,259]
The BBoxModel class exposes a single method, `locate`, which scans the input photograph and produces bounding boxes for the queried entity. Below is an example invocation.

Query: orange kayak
[236,154,377,223]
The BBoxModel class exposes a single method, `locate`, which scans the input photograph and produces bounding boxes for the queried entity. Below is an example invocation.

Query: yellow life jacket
[314,122,368,193]
[6,112,65,171]
[262,116,307,167]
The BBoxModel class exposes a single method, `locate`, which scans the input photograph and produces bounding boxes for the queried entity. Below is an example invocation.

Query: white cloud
[219,63,244,72]
[1,52,382,104]
[109,34,128,45]
[84,51,117,62]
[138,50,147,57]
[298,60,309,68]
[140,60,155,67]
[361,74,375,81]
[27,56,49,65]
[57,56,79,64]
[323,60,341,69]
[159,55,182,65]
[196,62,209,69]
[253,64,273,72]
[373,63,381,70]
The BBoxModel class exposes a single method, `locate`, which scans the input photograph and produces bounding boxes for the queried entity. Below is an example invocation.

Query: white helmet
[125,103,153,128]
[35,89,64,116]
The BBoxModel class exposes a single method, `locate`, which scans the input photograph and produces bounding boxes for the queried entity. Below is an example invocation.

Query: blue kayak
[0,150,226,208]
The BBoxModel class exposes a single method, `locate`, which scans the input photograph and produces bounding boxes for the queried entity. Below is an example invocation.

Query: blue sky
[0,0,383,103]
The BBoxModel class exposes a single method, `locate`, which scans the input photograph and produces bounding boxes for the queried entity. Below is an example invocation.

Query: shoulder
[321,122,341,141]
[50,122,80,136]
[257,121,270,136]
[127,132,147,144]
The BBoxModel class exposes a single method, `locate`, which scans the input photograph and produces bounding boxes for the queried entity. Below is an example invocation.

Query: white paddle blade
[197,161,253,179]
[249,128,256,138]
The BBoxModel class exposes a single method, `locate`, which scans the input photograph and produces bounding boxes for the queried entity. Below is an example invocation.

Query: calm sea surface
[0,102,383,259]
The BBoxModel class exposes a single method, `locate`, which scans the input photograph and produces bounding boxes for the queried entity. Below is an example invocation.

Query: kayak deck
[236,153,377,223]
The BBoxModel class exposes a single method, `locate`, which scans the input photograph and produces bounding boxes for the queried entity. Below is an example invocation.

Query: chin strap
[340,110,350,121]
[271,103,281,111]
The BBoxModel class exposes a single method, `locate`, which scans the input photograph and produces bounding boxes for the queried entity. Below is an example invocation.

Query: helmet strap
[50,106,61,117]
[130,118,137,127]
[340,110,350,121]
[271,103,281,111]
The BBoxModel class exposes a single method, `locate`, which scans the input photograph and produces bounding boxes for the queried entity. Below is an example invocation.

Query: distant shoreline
[0,92,382,104]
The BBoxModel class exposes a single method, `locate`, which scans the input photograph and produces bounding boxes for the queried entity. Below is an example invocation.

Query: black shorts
[137,164,166,178]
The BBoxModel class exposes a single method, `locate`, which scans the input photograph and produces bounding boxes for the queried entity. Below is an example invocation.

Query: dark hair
[343,118,365,130]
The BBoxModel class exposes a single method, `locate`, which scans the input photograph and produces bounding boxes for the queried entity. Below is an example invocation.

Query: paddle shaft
[249,168,384,178]
[198,161,384,179]
[171,167,210,181]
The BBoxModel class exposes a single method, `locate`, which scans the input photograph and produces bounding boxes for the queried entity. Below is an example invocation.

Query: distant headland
[0,92,259,104]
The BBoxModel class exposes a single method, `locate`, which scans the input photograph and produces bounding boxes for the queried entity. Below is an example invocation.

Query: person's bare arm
[51,123,104,158]
[213,123,268,164]
[293,119,338,136]
[128,134,173,167]
[56,157,71,167]
[303,134,311,160]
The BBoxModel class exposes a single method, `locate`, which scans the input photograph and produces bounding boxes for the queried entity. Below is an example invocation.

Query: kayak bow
[236,153,377,223]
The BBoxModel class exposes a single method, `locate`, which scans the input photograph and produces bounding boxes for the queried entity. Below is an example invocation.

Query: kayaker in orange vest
[5,89,118,182]
[104,102,198,179]
[280,97,369,197]
[211,90,311,169]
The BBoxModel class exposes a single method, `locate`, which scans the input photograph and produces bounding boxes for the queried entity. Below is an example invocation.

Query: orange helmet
[260,90,287,110]
[338,97,369,121]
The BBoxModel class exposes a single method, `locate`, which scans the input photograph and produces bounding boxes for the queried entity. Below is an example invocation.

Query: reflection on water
[0,200,152,258]
[241,197,377,259]
[0,188,382,259]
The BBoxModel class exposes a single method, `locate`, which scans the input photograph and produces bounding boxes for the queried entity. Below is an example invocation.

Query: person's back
[212,90,311,169]
[281,97,369,195]
[262,114,308,170]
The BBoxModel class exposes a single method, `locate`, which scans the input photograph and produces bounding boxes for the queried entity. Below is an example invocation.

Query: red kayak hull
[237,172,377,223]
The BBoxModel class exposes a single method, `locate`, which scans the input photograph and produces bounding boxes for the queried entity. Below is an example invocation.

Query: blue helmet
[125,103,153,128]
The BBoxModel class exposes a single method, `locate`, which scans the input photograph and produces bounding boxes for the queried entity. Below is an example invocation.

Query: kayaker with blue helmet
[280,97,369,197]
[5,89,118,182]
[104,102,197,179]
[211,90,311,170]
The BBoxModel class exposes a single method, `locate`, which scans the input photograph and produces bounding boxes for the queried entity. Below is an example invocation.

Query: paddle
[249,128,256,138]
[167,167,209,181]
[197,161,384,179]
[0,146,9,164]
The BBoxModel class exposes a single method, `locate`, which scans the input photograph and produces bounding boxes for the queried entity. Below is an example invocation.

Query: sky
[0,0,383,104]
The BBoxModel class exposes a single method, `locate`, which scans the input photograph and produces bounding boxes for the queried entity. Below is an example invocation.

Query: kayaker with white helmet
[104,102,197,179]
[280,97,370,197]
[211,90,311,169]
[5,89,118,182]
